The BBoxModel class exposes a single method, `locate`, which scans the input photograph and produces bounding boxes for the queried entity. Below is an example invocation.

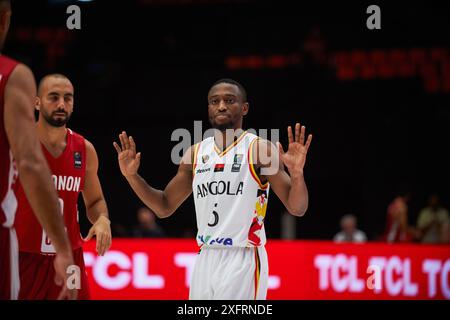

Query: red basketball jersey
[0,55,19,228]
[15,129,87,253]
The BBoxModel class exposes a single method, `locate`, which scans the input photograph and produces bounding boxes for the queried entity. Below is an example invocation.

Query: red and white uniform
[0,55,20,300]
[14,129,90,299]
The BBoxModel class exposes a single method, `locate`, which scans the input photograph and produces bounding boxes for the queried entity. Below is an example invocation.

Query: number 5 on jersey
[208,203,219,227]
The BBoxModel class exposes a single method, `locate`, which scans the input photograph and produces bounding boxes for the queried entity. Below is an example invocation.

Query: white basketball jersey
[192,131,270,248]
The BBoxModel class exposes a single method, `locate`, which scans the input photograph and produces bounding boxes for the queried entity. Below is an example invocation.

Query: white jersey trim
[1,151,18,228]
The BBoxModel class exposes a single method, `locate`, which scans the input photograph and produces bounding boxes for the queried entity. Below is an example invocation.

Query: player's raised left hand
[277,123,312,177]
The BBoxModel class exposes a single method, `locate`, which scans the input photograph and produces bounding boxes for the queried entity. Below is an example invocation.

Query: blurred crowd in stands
[333,193,449,244]
[110,192,449,245]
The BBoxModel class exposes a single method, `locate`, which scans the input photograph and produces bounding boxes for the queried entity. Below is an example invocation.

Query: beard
[209,115,235,132]
[211,121,234,131]
[42,110,71,127]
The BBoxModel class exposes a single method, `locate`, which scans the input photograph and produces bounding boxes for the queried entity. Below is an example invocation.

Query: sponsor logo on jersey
[196,181,244,198]
[198,234,233,246]
[202,155,209,164]
[231,153,243,172]
[231,163,241,172]
[214,163,225,172]
[74,151,82,169]
[234,154,243,164]
[52,175,81,192]
[196,167,211,174]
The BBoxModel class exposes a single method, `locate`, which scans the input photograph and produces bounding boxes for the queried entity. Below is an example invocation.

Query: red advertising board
[82,239,450,300]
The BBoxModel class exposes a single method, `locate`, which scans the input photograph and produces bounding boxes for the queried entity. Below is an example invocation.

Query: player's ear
[35,97,41,111]
[242,102,249,116]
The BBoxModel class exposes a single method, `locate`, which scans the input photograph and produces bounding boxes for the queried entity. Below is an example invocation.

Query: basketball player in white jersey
[113,78,312,299]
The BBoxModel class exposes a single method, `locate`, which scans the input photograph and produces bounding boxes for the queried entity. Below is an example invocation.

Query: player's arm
[4,64,76,299]
[81,139,111,256]
[255,123,312,216]
[113,131,193,218]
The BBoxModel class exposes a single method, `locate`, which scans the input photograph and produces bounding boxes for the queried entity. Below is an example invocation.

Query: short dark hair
[210,78,247,102]
[37,73,71,96]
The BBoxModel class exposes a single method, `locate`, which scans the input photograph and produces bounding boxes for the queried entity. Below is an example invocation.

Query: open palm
[278,123,312,176]
[113,131,141,177]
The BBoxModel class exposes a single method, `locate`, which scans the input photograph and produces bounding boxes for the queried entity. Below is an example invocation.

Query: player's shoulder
[67,128,85,140]
[0,54,19,65]
[67,129,95,152]
[9,62,32,79]
[4,63,34,91]
[83,138,96,155]
[198,135,214,144]
[251,135,275,150]
[244,130,258,139]
[80,136,99,170]
[0,55,20,75]
[194,136,213,153]
[243,131,272,145]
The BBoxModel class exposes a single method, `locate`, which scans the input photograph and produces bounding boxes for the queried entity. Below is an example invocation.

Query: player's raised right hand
[113,131,141,177]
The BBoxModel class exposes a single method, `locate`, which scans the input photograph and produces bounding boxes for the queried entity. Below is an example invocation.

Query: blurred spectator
[382,193,415,243]
[440,221,450,244]
[416,194,450,243]
[132,207,166,238]
[333,214,367,243]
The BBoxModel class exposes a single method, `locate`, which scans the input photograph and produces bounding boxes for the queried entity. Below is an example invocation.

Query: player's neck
[36,121,67,147]
[214,127,244,151]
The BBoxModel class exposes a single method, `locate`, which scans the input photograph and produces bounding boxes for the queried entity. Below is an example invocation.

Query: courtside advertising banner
[83,239,450,300]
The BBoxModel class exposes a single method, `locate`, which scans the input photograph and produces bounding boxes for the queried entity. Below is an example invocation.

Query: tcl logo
[84,251,169,290]
[84,250,281,291]
[315,254,367,293]
[314,254,450,298]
